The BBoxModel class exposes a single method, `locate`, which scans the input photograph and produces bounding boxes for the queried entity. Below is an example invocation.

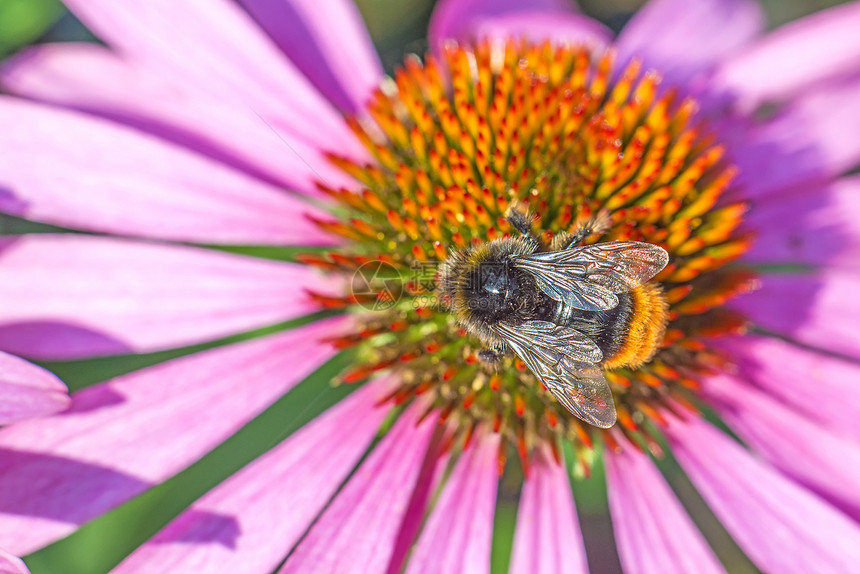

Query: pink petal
[0,235,334,360]
[727,77,860,199]
[715,335,860,440]
[0,318,346,555]
[61,0,366,161]
[0,549,27,574]
[666,415,860,573]
[238,0,383,114]
[730,271,860,361]
[114,377,394,574]
[281,401,444,574]
[605,438,724,574]
[714,2,860,111]
[741,177,860,269]
[405,430,500,574]
[1,44,357,195]
[0,96,338,244]
[615,0,764,85]
[429,0,610,52]
[0,352,69,426]
[510,445,588,574]
[704,374,860,520]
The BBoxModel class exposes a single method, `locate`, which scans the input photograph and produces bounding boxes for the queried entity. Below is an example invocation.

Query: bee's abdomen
[601,284,667,369]
[556,284,667,369]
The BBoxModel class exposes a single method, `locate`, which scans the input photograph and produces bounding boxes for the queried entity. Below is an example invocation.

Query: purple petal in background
[281,401,443,574]
[0,549,28,574]
[0,352,68,425]
[510,445,588,574]
[428,0,608,52]
[740,176,860,270]
[714,2,860,111]
[114,378,394,573]
[0,318,346,555]
[606,438,724,574]
[730,271,860,361]
[705,374,860,519]
[238,0,383,115]
[0,44,358,195]
[0,97,339,244]
[0,235,336,360]
[666,415,860,574]
[405,431,501,574]
[715,335,860,440]
[60,0,366,160]
[615,0,763,86]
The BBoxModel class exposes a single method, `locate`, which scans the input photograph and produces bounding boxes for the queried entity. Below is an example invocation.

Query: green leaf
[0,0,63,56]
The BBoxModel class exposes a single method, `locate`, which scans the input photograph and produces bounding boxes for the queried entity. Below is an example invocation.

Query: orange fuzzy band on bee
[602,283,668,370]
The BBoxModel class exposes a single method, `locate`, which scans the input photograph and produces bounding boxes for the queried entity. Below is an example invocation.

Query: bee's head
[464,258,516,323]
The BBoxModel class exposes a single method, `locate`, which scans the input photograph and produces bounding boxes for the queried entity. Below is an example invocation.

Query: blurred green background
[0,0,853,572]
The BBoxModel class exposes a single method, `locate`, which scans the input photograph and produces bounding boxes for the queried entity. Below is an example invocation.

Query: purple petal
[114,378,394,573]
[405,431,501,574]
[740,176,860,269]
[0,318,346,555]
[666,415,860,573]
[727,76,860,199]
[605,438,725,574]
[61,0,366,161]
[0,352,69,425]
[510,445,588,574]
[705,374,860,520]
[281,401,443,574]
[714,2,860,111]
[0,96,338,244]
[729,271,860,361]
[1,44,357,194]
[615,0,764,86]
[428,0,610,52]
[715,335,860,440]
[238,0,383,114]
[0,235,335,360]
[0,549,28,574]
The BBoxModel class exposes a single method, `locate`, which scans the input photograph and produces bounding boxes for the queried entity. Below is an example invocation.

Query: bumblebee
[437,207,669,428]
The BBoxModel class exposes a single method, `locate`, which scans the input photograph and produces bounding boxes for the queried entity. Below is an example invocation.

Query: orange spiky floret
[300,39,754,471]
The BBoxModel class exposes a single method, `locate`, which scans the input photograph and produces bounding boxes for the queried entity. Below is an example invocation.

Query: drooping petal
[0,44,357,194]
[704,374,860,520]
[665,415,860,574]
[615,0,764,85]
[114,377,394,574]
[0,235,334,360]
[0,97,338,243]
[510,445,588,574]
[0,318,346,556]
[238,0,383,114]
[281,401,443,574]
[605,439,725,574]
[428,0,609,51]
[60,0,366,160]
[730,271,860,361]
[741,177,860,270]
[0,549,28,574]
[0,352,69,426]
[715,335,860,440]
[405,431,500,574]
[714,2,860,111]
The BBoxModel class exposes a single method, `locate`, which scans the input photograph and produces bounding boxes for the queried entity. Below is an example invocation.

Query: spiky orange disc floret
[303,39,756,474]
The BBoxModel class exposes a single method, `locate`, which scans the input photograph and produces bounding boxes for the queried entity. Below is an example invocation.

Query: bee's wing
[495,321,616,428]
[512,241,669,311]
